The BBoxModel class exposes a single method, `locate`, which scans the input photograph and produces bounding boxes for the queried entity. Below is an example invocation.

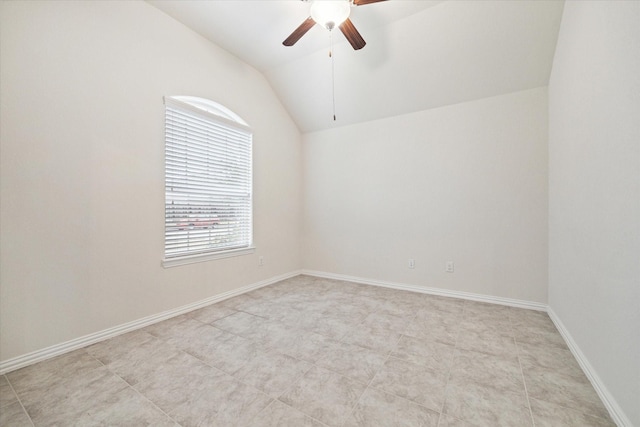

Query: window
[163,96,253,267]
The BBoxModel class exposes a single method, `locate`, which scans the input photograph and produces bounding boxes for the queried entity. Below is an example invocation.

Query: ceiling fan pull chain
[331,30,337,121]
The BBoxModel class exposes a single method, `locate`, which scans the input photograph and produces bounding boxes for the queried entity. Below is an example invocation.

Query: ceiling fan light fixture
[310,0,351,30]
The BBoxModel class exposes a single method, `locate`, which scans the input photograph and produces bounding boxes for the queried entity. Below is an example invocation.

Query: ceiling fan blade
[339,18,366,50]
[283,17,316,46]
[353,0,387,5]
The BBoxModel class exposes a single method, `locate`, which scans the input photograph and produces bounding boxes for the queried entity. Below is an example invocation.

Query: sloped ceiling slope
[148,0,564,133]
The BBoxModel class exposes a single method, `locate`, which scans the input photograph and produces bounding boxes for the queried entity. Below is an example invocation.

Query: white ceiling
[148,0,565,133]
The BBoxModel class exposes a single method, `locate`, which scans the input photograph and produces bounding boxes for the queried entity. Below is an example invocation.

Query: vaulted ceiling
[148,0,564,133]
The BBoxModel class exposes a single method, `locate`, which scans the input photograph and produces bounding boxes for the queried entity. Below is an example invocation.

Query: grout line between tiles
[435,303,463,427]
[143,325,324,426]
[4,375,36,427]
[514,313,537,427]
[89,352,184,426]
[265,398,333,427]
[341,347,394,427]
[337,308,433,427]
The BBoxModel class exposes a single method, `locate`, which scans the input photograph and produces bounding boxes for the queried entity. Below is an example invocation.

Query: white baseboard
[547,308,631,427]
[0,270,302,375]
[302,269,547,311]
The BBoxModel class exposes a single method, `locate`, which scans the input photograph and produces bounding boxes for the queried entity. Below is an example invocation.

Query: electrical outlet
[258,256,264,266]
[408,259,415,269]
[446,261,454,273]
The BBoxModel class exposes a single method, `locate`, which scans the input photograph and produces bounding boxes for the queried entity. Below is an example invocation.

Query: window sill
[162,246,255,268]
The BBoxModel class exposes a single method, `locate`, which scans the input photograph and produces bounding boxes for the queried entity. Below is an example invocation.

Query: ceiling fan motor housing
[283,0,385,49]
[310,0,351,30]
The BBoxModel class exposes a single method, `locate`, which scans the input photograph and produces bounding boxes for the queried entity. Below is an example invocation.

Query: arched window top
[164,96,249,128]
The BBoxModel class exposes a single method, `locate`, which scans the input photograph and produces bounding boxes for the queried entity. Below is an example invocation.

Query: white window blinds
[164,97,252,259]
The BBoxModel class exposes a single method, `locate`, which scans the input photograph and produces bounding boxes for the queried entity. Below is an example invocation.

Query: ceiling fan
[283,0,387,50]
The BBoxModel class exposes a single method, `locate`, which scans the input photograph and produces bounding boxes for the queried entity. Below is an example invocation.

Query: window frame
[162,96,254,268]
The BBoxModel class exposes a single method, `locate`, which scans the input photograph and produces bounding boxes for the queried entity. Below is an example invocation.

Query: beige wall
[302,88,549,303]
[548,1,640,425]
[0,1,302,361]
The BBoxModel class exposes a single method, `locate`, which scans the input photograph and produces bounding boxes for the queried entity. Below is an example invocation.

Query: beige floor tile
[518,341,585,380]
[322,291,358,306]
[312,278,353,292]
[456,328,517,356]
[510,310,563,345]
[233,349,312,398]
[415,307,461,322]
[341,324,403,353]
[214,311,299,347]
[344,387,439,427]
[361,311,412,333]
[369,357,448,411]
[443,380,532,426]
[219,292,263,309]
[458,316,514,338]
[96,338,189,387]
[0,375,18,409]
[211,311,271,337]
[272,293,321,312]
[509,308,554,328]
[274,331,342,363]
[529,397,615,427]
[349,292,383,307]
[168,374,272,427]
[351,282,394,297]
[277,308,325,331]
[315,340,388,383]
[131,354,226,412]
[322,302,370,322]
[514,324,568,349]
[303,313,360,340]
[461,307,513,324]
[390,335,455,372]
[269,275,317,291]
[405,311,460,345]
[279,366,367,427]
[284,296,339,314]
[246,400,326,427]
[436,414,477,426]
[180,328,263,375]
[144,316,207,342]
[251,319,302,346]
[0,401,32,427]
[186,303,238,324]
[73,386,177,426]
[372,299,421,319]
[19,366,130,426]
[418,295,465,315]
[462,301,512,318]
[245,284,292,300]
[448,348,524,394]
[522,362,610,419]
[162,320,229,351]
[7,349,103,398]
[86,330,158,365]
[139,314,190,335]
[291,299,338,315]
[235,298,294,320]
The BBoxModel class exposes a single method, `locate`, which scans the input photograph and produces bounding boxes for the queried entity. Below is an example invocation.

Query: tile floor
[0,275,615,426]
